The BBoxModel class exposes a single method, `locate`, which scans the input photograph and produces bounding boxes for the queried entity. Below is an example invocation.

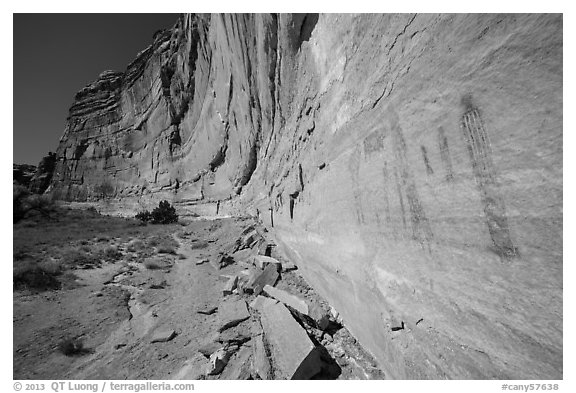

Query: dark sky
[13,14,180,165]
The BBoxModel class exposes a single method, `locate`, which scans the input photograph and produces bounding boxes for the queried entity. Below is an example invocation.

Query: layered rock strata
[49,14,563,379]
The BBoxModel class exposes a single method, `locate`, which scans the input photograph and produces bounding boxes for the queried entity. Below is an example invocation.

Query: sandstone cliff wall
[50,14,563,379]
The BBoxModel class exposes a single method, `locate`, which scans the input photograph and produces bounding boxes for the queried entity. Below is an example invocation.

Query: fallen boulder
[245,263,279,295]
[263,285,309,315]
[218,297,251,332]
[260,301,322,379]
[254,255,282,271]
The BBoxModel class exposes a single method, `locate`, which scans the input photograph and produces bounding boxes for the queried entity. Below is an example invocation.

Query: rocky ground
[13,206,384,380]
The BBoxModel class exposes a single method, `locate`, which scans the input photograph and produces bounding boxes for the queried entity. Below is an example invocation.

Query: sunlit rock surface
[50,14,562,379]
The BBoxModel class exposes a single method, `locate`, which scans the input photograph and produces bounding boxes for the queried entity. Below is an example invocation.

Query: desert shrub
[126,239,145,252]
[13,186,58,223]
[143,258,164,270]
[37,259,63,275]
[135,210,152,223]
[25,194,57,215]
[147,236,161,247]
[101,246,123,262]
[135,200,178,224]
[156,243,177,255]
[13,259,62,290]
[176,230,190,239]
[13,185,31,222]
[58,338,88,356]
[61,249,102,269]
[80,245,92,253]
[96,235,110,242]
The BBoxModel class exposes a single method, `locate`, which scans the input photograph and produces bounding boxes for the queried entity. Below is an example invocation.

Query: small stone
[281,261,297,272]
[322,333,333,343]
[206,347,234,375]
[196,258,208,265]
[197,306,218,315]
[150,329,177,343]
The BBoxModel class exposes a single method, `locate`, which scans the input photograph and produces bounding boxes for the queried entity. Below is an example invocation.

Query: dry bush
[101,246,123,262]
[13,259,62,291]
[143,258,164,270]
[58,338,89,356]
[61,249,102,269]
[126,239,145,252]
[156,241,178,255]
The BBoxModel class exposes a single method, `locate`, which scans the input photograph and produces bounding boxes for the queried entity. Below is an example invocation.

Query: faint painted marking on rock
[381,162,393,235]
[394,170,407,230]
[390,110,433,246]
[420,145,434,175]
[348,147,366,225]
[460,100,518,259]
[437,126,455,182]
[363,129,385,156]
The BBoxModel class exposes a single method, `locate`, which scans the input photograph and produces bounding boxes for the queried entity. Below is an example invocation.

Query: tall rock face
[50,14,562,379]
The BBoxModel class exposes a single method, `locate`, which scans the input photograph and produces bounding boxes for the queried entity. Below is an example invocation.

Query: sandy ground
[13,208,384,380]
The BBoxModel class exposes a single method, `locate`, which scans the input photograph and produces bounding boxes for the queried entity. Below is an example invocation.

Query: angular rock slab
[218,297,250,332]
[252,334,272,380]
[260,301,322,379]
[263,285,309,315]
[220,341,253,380]
[150,329,177,343]
[247,263,279,295]
[254,255,282,271]
[223,275,238,296]
[172,352,207,380]
[249,295,278,312]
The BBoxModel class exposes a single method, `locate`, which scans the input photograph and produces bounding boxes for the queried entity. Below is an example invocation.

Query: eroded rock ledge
[49,14,563,379]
